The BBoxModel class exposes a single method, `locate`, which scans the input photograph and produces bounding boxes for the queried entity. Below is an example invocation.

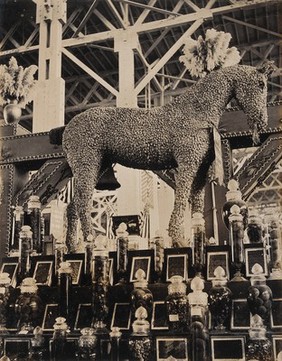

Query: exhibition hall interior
[0,0,281,360]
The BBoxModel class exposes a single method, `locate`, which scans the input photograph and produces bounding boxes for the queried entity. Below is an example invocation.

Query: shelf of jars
[0,180,281,361]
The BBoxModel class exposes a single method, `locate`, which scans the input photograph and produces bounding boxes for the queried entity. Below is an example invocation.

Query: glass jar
[50,317,68,361]
[58,262,72,320]
[149,234,164,280]
[92,235,109,332]
[246,315,272,361]
[28,326,45,361]
[12,205,24,250]
[247,263,272,325]
[247,213,263,243]
[165,275,188,332]
[18,225,33,282]
[109,327,122,361]
[76,327,97,361]
[27,195,42,254]
[128,307,152,361]
[208,266,232,330]
[222,179,248,229]
[131,269,153,321]
[15,277,42,333]
[229,205,246,281]
[191,213,206,275]
[188,276,209,361]
[116,223,129,283]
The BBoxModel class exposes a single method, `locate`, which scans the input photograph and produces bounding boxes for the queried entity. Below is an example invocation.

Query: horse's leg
[168,165,195,247]
[189,161,212,215]
[72,162,100,241]
[66,199,78,252]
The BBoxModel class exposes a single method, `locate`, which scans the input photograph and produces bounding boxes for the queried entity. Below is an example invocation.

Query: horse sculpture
[62,62,273,247]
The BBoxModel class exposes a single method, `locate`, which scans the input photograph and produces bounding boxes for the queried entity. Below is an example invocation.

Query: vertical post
[114,31,138,108]
[33,0,66,132]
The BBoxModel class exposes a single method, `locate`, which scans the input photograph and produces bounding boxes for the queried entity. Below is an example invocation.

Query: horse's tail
[49,126,66,145]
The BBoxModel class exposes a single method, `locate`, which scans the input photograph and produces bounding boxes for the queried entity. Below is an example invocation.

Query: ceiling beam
[62,48,119,96]
[222,15,282,39]
[134,19,203,95]
[133,0,158,27]
[105,0,127,29]
[72,0,100,37]
[115,0,181,16]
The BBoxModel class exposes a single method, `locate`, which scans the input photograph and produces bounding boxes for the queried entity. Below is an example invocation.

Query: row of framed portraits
[0,243,270,288]
[2,334,282,361]
[33,297,282,333]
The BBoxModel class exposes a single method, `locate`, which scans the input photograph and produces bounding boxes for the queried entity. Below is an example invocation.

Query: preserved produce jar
[131,269,153,321]
[77,327,97,360]
[246,315,272,361]
[129,306,152,361]
[247,263,272,325]
[165,275,188,332]
[208,266,232,330]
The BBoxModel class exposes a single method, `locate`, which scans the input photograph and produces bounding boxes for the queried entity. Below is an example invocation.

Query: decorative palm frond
[0,56,38,107]
[179,29,241,78]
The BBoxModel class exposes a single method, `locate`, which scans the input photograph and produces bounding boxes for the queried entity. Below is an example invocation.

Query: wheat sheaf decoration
[179,29,241,78]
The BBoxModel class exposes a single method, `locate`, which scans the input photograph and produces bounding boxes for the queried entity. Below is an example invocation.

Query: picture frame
[270,298,282,329]
[207,250,230,280]
[156,337,188,361]
[273,336,282,361]
[112,215,141,236]
[74,303,92,331]
[163,248,192,282]
[211,336,246,361]
[42,303,59,331]
[245,244,268,277]
[108,251,117,285]
[32,260,53,286]
[128,250,154,283]
[151,301,169,330]
[230,299,251,330]
[0,261,18,287]
[110,303,131,330]
[4,338,31,359]
[66,259,83,285]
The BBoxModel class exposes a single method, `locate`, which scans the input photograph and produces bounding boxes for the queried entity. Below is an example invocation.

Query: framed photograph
[0,262,18,287]
[207,251,230,280]
[128,250,154,283]
[74,303,92,331]
[4,338,31,359]
[163,248,192,281]
[211,336,246,361]
[32,260,53,286]
[273,336,282,361]
[231,299,251,330]
[112,215,141,236]
[270,298,282,329]
[67,259,83,285]
[167,254,187,281]
[245,245,268,277]
[42,303,59,331]
[156,337,188,361]
[110,303,131,330]
[151,301,169,330]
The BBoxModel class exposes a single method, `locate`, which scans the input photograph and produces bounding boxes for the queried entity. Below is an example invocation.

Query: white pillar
[33,0,66,132]
[114,30,138,108]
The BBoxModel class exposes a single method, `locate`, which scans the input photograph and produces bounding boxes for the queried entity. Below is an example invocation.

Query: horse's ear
[257,60,276,77]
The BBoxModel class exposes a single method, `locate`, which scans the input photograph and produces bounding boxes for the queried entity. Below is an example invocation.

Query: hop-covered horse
[62,62,273,246]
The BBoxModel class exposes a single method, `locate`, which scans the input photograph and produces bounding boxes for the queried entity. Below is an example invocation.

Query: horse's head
[233,61,275,144]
